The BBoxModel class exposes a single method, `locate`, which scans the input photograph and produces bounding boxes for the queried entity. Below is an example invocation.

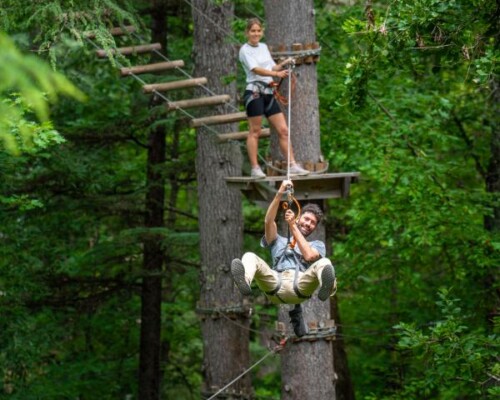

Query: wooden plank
[225,172,360,203]
[166,94,231,111]
[120,60,184,76]
[85,26,136,39]
[190,112,247,128]
[217,128,270,142]
[96,43,162,58]
[143,77,207,93]
[304,43,314,64]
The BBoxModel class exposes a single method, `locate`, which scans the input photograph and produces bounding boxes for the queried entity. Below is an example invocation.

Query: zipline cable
[205,338,287,400]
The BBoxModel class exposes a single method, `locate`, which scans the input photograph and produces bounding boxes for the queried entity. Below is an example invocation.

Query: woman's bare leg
[267,112,296,163]
[247,115,263,168]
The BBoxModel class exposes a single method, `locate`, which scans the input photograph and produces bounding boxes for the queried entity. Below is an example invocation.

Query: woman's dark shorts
[244,90,282,118]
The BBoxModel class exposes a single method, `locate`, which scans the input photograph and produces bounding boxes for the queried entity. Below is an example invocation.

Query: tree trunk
[264,1,335,398]
[138,3,168,399]
[191,1,251,399]
[139,124,166,400]
[264,0,322,164]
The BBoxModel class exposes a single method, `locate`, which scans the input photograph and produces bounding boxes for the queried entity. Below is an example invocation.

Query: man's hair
[301,203,324,224]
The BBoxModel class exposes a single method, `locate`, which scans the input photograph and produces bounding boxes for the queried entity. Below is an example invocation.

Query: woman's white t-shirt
[239,42,276,90]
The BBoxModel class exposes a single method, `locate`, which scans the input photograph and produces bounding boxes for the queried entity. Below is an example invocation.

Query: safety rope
[286,62,293,181]
[205,338,288,400]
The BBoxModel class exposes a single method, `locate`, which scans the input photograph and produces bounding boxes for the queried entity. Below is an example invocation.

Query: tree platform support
[225,172,360,203]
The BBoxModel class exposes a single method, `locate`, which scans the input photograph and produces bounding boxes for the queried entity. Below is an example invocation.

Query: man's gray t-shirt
[261,234,326,272]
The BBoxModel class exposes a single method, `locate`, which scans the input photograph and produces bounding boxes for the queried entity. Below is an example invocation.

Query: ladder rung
[217,128,270,142]
[85,26,136,39]
[120,60,185,76]
[143,77,207,93]
[190,112,247,128]
[96,43,162,58]
[167,95,231,111]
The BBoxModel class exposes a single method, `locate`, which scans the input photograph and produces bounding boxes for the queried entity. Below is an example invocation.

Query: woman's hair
[245,18,263,32]
[301,203,324,224]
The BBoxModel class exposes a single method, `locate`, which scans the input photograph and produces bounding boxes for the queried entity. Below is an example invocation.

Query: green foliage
[0,33,84,154]
[393,289,499,399]
[317,0,498,398]
[1,0,498,399]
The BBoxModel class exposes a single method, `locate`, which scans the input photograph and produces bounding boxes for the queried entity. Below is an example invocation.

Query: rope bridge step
[166,95,231,111]
[217,128,270,142]
[85,25,136,39]
[190,112,247,128]
[120,60,185,76]
[143,77,207,94]
[96,43,162,58]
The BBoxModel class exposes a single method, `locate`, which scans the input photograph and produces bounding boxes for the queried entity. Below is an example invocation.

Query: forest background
[0,0,498,399]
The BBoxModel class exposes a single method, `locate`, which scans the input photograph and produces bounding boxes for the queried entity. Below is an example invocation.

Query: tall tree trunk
[191,1,251,398]
[264,0,322,164]
[138,2,167,399]
[139,124,166,400]
[264,1,335,398]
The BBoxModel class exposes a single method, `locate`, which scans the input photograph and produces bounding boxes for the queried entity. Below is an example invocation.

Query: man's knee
[315,257,333,268]
[242,252,258,265]
[315,258,335,276]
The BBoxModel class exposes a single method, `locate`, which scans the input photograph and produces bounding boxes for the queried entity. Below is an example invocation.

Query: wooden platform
[225,172,360,203]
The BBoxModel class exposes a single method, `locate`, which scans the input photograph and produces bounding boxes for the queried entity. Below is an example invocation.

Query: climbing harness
[243,81,277,115]
[265,185,311,303]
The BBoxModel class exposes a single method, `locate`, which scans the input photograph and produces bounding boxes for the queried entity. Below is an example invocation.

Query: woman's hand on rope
[279,57,294,68]
[274,68,289,79]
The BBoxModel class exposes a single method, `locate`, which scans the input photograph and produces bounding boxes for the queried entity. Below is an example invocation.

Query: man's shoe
[231,259,252,295]
[289,304,308,337]
[251,166,266,179]
[289,163,310,176]
[318,264,335,301]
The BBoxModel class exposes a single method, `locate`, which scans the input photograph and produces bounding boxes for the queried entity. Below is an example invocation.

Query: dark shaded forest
[1,0,498,399]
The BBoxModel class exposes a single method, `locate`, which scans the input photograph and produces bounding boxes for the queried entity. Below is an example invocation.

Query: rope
[205,338,288,400]
[287,62,293,181]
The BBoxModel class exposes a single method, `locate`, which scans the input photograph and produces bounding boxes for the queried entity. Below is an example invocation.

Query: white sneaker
[289,163,310,176]
[251,166,266,179]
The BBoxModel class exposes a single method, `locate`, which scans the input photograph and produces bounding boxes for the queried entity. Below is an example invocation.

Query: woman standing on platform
[239,18,309,179]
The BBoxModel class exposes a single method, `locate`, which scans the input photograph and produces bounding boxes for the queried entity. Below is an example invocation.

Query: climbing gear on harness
[282,184,301,226]
[231,258,252,296]
[289,304,308,337]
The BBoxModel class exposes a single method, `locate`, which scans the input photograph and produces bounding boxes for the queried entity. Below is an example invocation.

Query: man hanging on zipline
[231,179,336,337]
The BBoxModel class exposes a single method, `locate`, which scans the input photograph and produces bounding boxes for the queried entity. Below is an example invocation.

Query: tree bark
[264,1,336,398]
[139,124,166,400]
[191,1,251,399]
[138,3,167,399]
[264,0,322,164]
